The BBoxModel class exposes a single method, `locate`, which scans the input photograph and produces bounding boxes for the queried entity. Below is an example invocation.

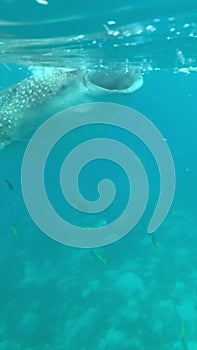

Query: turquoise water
[0,1,197,349]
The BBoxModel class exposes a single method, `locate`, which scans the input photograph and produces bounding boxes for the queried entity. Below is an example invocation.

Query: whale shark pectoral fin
[83,67,143,94]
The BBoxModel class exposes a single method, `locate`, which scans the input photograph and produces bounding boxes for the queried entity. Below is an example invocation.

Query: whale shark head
[0,66,143,150]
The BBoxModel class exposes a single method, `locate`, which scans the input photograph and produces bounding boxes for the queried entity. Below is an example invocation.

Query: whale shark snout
[0,66,143,150]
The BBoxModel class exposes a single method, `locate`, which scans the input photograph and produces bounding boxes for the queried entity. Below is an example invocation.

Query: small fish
[90,250,107,265]
[23,260,29,272]
[181,321,185,338]
[151,233,158,250]
[11,226,19,239]
[22,260,29,274]
[171,210,187,222]
[3,178,14,190]
[181,321,188,350]
[86,219,107,231]
[23,260,29,268]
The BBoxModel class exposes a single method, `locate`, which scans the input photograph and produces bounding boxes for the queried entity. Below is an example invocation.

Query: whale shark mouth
[83,68,143,94]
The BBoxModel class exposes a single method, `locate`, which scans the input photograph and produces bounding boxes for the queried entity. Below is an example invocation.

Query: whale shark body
[0,66,143,150]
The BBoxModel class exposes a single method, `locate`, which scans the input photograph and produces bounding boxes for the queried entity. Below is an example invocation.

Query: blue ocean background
[0,0,197,349]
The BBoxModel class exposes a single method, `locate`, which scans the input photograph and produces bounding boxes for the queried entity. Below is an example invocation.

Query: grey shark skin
[0,67,143,150]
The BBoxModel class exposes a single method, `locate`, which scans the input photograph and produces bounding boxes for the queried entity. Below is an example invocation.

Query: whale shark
[0,66,143,150]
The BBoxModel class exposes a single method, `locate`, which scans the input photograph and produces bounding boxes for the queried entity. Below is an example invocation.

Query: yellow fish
[181,321,185,339]
[90,250,107,265]
[11,226,19,239]
[171,210,186,222]
[151,233,158,250]
[86,219,107,231]
[23,260,29,272]
[181,321,188,350]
